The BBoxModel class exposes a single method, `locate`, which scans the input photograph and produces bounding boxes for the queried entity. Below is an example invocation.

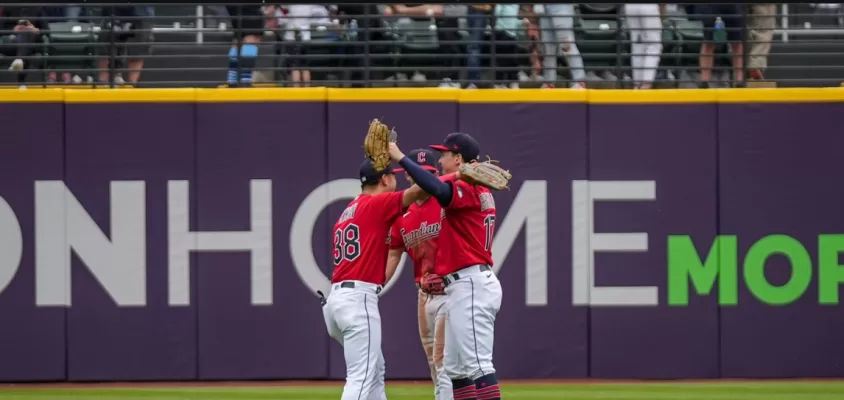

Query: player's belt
[334,281,383,294]
[443,265,491,287]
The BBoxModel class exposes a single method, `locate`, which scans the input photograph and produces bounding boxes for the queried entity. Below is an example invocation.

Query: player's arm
[398,156,454,207]
[400,173,455,207]
[385,221,405,283]
[386,248,404,283]
[401,184,432,207]
[371,191,406,223]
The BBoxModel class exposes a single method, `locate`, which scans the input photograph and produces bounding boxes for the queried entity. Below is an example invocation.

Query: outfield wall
[0,88,842,382]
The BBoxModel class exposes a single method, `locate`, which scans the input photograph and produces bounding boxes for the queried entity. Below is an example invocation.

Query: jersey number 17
[484,215,495,251]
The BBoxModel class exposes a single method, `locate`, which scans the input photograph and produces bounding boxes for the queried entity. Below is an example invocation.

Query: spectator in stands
[465,4,492,88]
[747,4,776,80]
[624,3,664,89]
[0,6,46,87]
[384,4,461,87]
[491,4,530,88]
[275,4,336,87]
[337,4,384,87]
[532,4,587,89]
[65,5,82,21]
[203,5,230,29]
[96,5,154,86]
[42,6,79,84]
[688,4,746,87]
[523,14,543,80]
[225,5,265,86]
[441,5,466,87]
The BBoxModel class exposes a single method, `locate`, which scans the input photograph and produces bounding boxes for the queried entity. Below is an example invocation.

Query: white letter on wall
[36,181,146,307]
[0,194,22,299]
[290,179,407,298]
[491,180,548,306]
[167,179,272,306]
[572,180,657,307]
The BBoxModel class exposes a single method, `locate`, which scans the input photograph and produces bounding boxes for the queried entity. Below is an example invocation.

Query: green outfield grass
[2,381,844,400]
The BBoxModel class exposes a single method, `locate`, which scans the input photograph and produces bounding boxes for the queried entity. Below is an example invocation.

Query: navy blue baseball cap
[360,159,395,185]
[393,148,438,173]
[430,132,481,162]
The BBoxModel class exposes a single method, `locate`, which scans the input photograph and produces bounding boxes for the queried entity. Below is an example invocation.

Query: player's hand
[388,142,405,161]
[420,273,445,294]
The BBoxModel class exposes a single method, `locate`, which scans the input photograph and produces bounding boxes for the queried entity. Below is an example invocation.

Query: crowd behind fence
[1,3,843,89]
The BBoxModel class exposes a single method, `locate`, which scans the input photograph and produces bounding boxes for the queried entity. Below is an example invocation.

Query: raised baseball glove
[364,118,398,172]
[458,157,513,191]
[420,273,445,295]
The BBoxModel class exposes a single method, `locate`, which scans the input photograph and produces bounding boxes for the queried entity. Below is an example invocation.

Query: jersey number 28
[333,224,361,266]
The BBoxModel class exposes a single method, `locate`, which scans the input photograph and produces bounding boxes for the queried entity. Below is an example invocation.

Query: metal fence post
[235,4,242,86]
[196,5,204,44]
[781,4,789,43]
[741,4,749,86]
[108,6,116,88]
[615,6,624,89]
[363,6,371,87]
[490,18,497,87]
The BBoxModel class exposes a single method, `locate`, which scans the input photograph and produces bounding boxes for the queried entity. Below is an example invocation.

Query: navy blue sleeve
[398,156,453,207]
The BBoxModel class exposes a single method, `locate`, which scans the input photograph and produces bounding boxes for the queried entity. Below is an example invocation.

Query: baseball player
[387,133,503,400]
[322,159,432,400]
[385,149,452,400]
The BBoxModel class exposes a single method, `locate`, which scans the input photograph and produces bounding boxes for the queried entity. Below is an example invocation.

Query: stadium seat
[664,14,704,71]
[658,24,679,72]
[0,32,50,85]
[45,22,98,82]
[575,4,624,69]
[304,22,346,83]
[391,18,440,83]
[269,20,346,86]
[394,19,439,52]
[666,8,733,74]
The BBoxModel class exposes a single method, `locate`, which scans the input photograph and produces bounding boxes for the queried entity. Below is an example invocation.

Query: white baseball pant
[624,4,663,87]
[443,265,503,381]
[418,290,452,400]
[323,281,387,400]
[538,4,586,83]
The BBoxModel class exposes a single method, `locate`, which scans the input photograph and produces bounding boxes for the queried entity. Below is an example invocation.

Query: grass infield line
[3,378,844,389]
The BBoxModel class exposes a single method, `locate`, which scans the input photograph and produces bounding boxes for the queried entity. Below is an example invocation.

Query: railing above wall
[149,4,844,43]
[1,3,844,89]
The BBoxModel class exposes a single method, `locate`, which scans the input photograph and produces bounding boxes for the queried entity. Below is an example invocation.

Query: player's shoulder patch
[479,191,495,211]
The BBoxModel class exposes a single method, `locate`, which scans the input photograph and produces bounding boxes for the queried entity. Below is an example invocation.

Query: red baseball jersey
[331,191,405,285]
[434,180,496,276]
[389,197,444,282]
